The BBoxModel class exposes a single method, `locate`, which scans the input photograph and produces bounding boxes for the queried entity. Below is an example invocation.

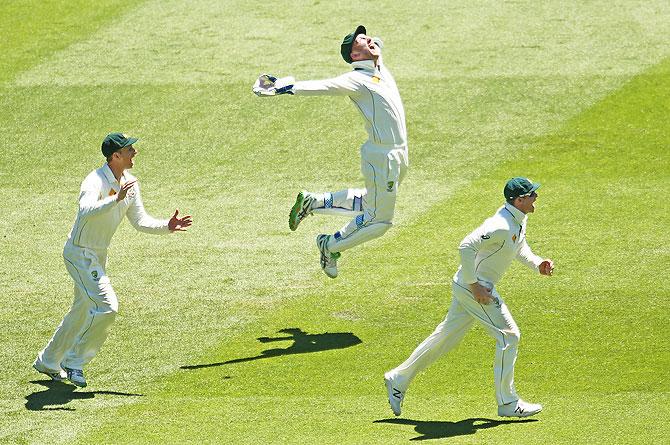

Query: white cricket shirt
[454,202,543,287]
[291,59,407,148]
[66,164,169,250]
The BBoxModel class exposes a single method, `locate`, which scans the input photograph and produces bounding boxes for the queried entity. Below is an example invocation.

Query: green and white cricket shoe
[289,191,316,231]
[32,357,67,382]
[316,234,340,278]
[62,366,87,388]
[498,399,542,417]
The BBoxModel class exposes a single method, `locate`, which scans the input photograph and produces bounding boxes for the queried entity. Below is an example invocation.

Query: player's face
[515,191,537,214]
[117,145,137,169]
[350,34,380,62]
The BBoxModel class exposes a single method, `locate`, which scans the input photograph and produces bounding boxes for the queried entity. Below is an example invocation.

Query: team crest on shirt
[372,76,380,83]
[512,234,517,242]
[108,189,116,196]
[91,270,99,281]
[387,181,394,191]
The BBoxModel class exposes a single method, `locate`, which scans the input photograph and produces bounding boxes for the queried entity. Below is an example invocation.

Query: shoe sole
[68,379,87,388]
[384,377,402,416]
[32,363,66,382]
[498,407,542,418]
[289,192,306,231]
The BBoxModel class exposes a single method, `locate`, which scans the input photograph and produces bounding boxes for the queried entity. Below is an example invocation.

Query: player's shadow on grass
[25,380,143,411]
[374,417,538,441]
[180,328,362,370]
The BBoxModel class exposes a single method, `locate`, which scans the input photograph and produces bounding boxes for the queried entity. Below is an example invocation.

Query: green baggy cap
[340,25,367,64]
[101,132,138,157]
[504,177,541,200]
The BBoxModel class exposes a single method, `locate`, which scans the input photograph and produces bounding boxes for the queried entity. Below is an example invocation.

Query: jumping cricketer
[253,25,409,278]
[384,177,554,418]
[33,133,192,387]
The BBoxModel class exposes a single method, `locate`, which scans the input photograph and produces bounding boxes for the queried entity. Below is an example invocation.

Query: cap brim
[121,137,138,148]
[354,25,366,38]
[530,182,541,192]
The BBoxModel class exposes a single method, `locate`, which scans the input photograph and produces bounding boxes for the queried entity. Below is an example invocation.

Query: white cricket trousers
[38,244,118,370]
[320,142,408,253]
[390,281,521,406]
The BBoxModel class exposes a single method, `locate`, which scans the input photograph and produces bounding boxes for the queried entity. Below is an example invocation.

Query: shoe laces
[68,368,84,378]
[298,196,314,219]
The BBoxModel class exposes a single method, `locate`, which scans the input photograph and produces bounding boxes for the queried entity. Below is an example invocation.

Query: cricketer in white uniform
[253,25,408,278]
[384,177,555,418]
[33,133,192,387]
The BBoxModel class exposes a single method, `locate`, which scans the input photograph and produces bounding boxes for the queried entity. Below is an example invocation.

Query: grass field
[1,1,669,443]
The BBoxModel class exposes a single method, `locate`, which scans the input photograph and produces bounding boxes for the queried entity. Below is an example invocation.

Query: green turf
[1,1,669,444]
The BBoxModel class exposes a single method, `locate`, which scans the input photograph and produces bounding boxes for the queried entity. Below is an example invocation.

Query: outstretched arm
[253,72,360,97]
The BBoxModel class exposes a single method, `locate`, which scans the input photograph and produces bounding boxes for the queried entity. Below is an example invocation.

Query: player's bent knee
[506,329,520,346]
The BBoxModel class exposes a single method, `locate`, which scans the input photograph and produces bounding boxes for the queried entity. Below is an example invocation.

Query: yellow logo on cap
[372,76,380,83]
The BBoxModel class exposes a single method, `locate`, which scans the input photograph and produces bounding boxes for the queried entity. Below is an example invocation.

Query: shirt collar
[351,59,377,72]
[101,163,123,185]
[503,202,527,226]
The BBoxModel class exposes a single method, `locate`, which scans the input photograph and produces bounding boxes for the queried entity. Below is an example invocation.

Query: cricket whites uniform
[37,164,169,371]
[387,202,544,406]
[290,58,409,252]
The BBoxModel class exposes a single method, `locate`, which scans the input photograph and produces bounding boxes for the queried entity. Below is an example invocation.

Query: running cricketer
[384,177,554,418]
[33,133,192,387]
[253,25,409,279]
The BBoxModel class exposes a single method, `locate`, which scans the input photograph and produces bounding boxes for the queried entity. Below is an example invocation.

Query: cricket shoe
[497,399,542,417]
[384,371,405,416]
[316,234,340,279]
[62,366,87,388]
[32,357,67,382]
[289,191,316,231]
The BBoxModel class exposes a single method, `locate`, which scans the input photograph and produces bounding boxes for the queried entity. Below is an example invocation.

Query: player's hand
[252,74,295,97]
[253,74,277,96]
[168,209,193,232]
[539,259,554,276]
[470,282,493,305]
[116,180,137,202]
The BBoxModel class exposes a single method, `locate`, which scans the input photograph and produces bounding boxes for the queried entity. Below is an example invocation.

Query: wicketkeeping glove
[252,74,295,97]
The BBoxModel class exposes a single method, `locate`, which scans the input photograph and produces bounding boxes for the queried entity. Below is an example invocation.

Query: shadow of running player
[374,417,538,441]
[181,328,362,370]
[25,380,143,411]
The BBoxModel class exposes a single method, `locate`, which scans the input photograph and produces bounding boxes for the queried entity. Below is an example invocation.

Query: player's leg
[387,296,473,386]
[289,188,366,231]
[34,283,89,381]
[62,250,117,364]
[384,293,473,415]
[451,283,523,407]
[327,147,406,253]
[36,249,101,374]
[59,250,117,386]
